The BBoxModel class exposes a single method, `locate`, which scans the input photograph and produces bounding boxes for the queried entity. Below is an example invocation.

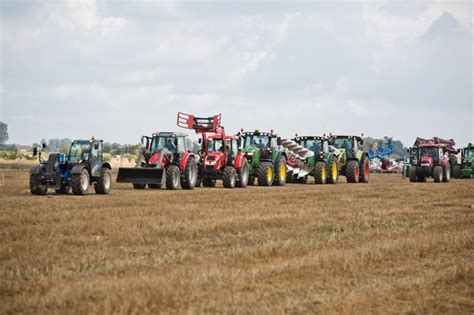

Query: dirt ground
[1,166,473,314]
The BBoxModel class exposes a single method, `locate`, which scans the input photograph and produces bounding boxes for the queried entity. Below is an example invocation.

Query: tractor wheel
[247,176,255,186]
[181,157,198,190]
[236,158,249,188]
[148,184,161,189]
[30,174,47,195]
[359,155,369,183]
[55,183,70,194]
[448,155,457,177]
[133,183,146,189]
[202,177,216,188]
[95,168,112,194]
[314,161,327,185]
[257,162,274,186]
[71,169,89,195]
[346,160,360,183]
[273,156,287,186]
[453,164,462,179]
[165,165,180,190]
[223,166,237,188]
[326,157,339,184]
[409,166,418,182]
[433,166,443,183]
[442,164,450,183]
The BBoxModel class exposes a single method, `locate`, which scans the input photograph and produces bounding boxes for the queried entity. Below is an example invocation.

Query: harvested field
[1,167,473,314]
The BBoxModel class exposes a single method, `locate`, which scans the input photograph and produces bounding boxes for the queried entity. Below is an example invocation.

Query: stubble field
[1,164,473,314]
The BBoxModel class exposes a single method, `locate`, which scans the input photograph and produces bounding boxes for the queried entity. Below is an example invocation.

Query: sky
[0,0,472,146]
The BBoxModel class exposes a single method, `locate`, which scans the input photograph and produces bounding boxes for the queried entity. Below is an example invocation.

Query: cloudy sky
[1,0,472,146]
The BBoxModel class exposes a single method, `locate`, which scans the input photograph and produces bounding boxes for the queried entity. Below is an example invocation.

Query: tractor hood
[420,156,433,167]
[204,152,224,168]
[241,146,260,154]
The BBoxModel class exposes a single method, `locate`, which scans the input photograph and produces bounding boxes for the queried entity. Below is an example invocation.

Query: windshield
[152,137,177,153]
[208,139,226,153]
[244,134,270,149]
[68,141,90,163]
[300,139,322,153]
[420,147,439,160]
[331,138,353,150]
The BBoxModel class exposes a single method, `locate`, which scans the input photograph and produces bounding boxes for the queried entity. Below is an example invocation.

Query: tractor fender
[70,165,88,175]
[30,165,41,175]
[234,153,246,169]
[179,152,195,170]
[102,162,112,170]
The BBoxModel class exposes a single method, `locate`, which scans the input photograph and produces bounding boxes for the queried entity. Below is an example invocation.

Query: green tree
[0,121,8,145]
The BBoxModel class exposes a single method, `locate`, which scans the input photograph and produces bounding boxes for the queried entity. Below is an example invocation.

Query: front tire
[30,174,47,195]
[95,167,112,194]
[326,157,339,184]
[236,158,249,188]
[314,161,327,185]
[453,164,461,179]
[433,166,443,183]
[165,165,180,190]
[223,166,237,188]
[442,164,450,182]
[71,169,89,195]
[273,156,287,186]
[346,160,360,183]
[359,155,369,183]
[257,162,273,186]
[409,166,417,182]
[181,157,198,190]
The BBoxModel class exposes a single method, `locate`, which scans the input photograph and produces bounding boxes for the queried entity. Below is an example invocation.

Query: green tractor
[455,143,474,178]
[239,129,287,186]
[282,136,339,184]
[327,135,370,183]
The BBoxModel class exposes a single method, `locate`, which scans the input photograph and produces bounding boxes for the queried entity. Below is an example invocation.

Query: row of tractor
[405,137,474,183]
[29,112,373,195]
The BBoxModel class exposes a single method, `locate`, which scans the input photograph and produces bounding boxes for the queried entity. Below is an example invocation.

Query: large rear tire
[181,157,198,190]
[448,155,457,177]
[314,161,327,185]
[433,166,443,183]
[165,165,180,190]
[273,156,287,186]
[223,166,237,188]
[453,164,461,179]
[257,162,273,186]
[30,174,47,195]
[236,158,249,188]
[71,169,89,195]
[442,164,450,183]
[409,166,417,182]
[359,155,369,183]
[326,157,339,184]
[346,160,360,183]
[95,168,112,194]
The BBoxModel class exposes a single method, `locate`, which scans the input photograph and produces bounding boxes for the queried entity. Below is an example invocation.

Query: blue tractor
[30,139,112,195]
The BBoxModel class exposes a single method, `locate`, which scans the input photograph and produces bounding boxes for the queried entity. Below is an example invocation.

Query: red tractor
[177,112,249,188]
[408,137,457,183]
[116,131,199,190]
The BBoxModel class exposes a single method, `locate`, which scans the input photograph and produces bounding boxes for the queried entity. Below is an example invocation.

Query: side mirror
[141,136,146,145]
[198,138,202,144]
[42,143,46,149]
[277,137,282,146]
[94,143,99,150]
[33,147,38,156]
[407,149,410,153]
[360,140,364,145]
[457,149,461,153]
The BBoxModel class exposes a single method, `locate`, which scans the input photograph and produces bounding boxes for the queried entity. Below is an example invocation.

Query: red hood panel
[421,156,433,164]
[149,153,160,164]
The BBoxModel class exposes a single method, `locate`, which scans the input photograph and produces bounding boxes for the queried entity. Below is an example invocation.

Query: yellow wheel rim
[279,163,286,180]
[332,162,337,180]
[321,166,326,181]
[268,168,273,183]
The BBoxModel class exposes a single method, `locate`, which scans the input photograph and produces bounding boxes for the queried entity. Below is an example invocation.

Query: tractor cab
[294,136,328,157]
[203,133,240,171]
[328,135,363,158]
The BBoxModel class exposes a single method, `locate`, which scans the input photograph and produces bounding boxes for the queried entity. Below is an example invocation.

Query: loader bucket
[116,167,164,185]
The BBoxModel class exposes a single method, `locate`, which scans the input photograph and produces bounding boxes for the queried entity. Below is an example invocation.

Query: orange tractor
[177,112,249,188]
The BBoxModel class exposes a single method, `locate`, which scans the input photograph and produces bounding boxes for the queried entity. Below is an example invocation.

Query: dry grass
[0,165,473,314]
